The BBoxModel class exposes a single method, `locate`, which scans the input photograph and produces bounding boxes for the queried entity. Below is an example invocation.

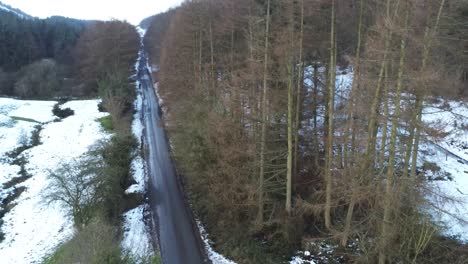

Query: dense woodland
[145,0,467,263]
[0,8,90,97]
[0,7,140,104]
[0,5,143,261]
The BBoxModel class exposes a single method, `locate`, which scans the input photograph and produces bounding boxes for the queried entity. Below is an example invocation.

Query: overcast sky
[1,0,184,25]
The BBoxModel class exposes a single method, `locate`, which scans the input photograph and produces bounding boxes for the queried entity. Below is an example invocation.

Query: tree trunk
[324,0,336,230]
[293,0,304,181]
[286,1,295,215]
[257,0,271,226]
[364,0,397,170]
[410,0,446,177]
[312,63,320,167]
[379,6,409,263]
[378,63,389,169]
[209,20,215,100]
[341,0,364,246]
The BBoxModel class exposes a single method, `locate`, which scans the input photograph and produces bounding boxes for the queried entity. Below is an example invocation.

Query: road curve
[138,52,208,264]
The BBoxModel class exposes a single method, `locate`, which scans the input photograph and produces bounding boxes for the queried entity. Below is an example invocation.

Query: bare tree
[43,158,103,228]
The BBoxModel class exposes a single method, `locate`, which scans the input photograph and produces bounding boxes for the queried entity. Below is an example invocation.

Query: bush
[98,115,113,131]
[52,103,74,119]
[30,125,42,146]
[96,134,137,219]
[98,101,107,112]
[43,218,124,264]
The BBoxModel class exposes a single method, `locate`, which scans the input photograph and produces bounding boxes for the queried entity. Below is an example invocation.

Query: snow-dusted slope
[0,98,108,263]
[0,2,32,18]
[420,100,468,241]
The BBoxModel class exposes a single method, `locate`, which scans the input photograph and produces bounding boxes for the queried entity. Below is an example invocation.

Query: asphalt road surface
[138,53,208,264]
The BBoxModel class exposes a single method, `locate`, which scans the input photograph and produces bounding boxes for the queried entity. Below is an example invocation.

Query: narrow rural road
[137,52,208,264]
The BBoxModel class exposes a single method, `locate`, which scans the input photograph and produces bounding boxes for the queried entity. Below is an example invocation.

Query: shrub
[30,125,42,146]
[97,101,107,112]
[95,134,137,219]
[98,115,113,131]
[17,129,29,146]
[43,218,124,264]
[52,103,74,119]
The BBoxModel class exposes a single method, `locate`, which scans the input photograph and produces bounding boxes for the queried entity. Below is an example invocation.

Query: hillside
[0,1,33,19]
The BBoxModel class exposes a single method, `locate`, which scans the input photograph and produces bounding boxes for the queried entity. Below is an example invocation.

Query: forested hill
[143,0,467,263]
[0,7,88,71]
[0,5,96,98]
[0,1,32,18]
[0,4,139,101]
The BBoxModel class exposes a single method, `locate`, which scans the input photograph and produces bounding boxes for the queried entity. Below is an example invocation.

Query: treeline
[0,10,141,101]
[0,12,86,71]
[74,20,140,131]
[145,0,467,263]
[0,9,86,97]
[45,20,142,263]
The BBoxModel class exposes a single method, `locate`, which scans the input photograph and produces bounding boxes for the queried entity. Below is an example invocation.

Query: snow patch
[0,98,56,157]
[197,221,237,264]
[0,4,29,18]
[121,66,153,260]
[136,26,147,39]
[126,156,145,194]
[121,206,153,260]
[290,254,317,264]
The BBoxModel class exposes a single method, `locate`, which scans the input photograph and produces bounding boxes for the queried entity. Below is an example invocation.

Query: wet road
[138,53,207,264]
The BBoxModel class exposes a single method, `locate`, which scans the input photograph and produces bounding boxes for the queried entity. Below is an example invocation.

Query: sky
[1,0,184,25]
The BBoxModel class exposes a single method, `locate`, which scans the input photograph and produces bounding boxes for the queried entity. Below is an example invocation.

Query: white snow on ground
[303,64,468,242]
[197,221,237,264]
[298,63,468,257]
[289,240,347,264]
[136,26,147,39]
[301,65,353,133]
[121,206,153,260]
[0,4,29,18]
[290,252,316,264]
[121,67,154,260]
[126,156,146,195]
[132,82,144,144]
[0,98,108,263]
[420,100,468,241]
[0,98,56,158]
[126,81,146,195]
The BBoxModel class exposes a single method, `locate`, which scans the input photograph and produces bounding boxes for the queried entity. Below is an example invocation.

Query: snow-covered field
[0,98,108,263]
